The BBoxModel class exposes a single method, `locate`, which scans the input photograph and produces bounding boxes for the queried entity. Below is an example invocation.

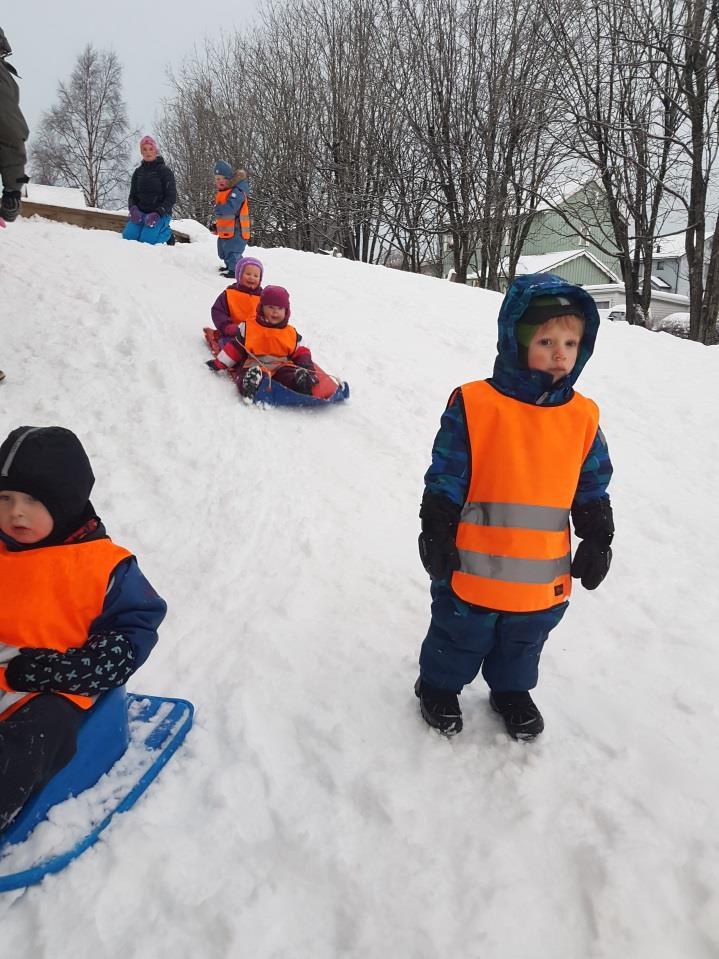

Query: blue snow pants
[419,580,568,693]
[122,214,173,245]
[217,234,247,273]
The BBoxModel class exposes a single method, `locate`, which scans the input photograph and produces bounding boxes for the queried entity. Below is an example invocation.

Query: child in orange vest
[207,285,318,398]
[415,274,614,740]
[0,426,166,833]
[210,256,264,347]
[211,161,250,278]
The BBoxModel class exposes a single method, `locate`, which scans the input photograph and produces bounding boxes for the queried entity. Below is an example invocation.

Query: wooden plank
[18,200,191,243]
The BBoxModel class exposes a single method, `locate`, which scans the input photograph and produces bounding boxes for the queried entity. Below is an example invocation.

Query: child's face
[141,142,157,162]
[261,305,286,326]
[0,490,54,544]
[215,175,230,190]
[527,316,583,382]
[240,265,261,289]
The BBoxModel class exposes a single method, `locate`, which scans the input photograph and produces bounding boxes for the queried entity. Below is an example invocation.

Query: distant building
[499,249,618,291]
[503,180,621,286]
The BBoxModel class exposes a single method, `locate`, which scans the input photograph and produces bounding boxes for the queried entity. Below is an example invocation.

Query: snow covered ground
[1,217,718,958]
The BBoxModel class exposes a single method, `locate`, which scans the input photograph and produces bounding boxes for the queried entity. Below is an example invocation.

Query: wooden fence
[19,200,191,243]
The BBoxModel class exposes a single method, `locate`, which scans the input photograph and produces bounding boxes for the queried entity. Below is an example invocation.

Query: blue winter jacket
[424,273,613,509]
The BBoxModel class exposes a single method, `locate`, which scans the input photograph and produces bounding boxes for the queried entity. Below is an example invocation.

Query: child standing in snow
[211,162,250,278]
[0,426,166,833]
[210,256,264,347]
[415,274,614,740]
[207,285,318,398]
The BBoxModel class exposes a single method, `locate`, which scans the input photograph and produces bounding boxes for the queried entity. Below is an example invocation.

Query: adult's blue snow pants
[217,234,247,273]
[122,214,173,245]
[419,580,568,693]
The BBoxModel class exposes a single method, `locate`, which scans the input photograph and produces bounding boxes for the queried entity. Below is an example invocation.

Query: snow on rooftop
[25,183,87,209]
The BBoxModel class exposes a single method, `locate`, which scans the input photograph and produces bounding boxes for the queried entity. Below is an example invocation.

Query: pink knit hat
[140,135,158,151]
[257,285,291,325]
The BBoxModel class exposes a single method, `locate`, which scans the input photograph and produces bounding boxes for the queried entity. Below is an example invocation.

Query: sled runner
[204,328,350,407]
[0,686,193,892]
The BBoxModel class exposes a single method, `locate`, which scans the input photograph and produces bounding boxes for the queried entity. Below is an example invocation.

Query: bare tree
[645,0,719,344]
[31,45,135,207]
[538,0,683,325]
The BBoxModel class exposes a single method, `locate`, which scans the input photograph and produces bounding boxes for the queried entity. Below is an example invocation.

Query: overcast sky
[4,1,260,152]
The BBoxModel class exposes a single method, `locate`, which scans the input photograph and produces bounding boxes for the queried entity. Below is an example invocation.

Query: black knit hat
[0,426,95,543]
[520,293,585,329]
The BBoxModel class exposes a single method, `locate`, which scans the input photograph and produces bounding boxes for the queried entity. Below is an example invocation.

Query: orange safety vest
[242,318,299,372]
[0,538,132,720]
[215,188,251,241]
[226,287,260,324]
[451,380,599,613]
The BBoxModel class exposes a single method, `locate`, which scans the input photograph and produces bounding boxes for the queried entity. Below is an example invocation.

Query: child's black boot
[489,691,544,741]
[415,677,463,736]
[242,365,263,399]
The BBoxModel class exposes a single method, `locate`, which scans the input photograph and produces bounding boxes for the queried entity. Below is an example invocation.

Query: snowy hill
[1,218,718,958]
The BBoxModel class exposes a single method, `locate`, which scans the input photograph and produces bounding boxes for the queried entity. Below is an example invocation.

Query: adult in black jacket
[122,135,177,245]
[0,27,29,224]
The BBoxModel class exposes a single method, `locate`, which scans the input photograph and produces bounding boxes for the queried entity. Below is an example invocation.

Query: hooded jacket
[424,274,613,608]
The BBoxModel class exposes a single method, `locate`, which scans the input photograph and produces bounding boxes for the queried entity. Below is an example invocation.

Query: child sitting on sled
[206,285,319,399]
[0,426,166,834]
[210,256,264,347]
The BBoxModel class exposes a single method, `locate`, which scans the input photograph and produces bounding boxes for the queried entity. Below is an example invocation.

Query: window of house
[657,261,664,271]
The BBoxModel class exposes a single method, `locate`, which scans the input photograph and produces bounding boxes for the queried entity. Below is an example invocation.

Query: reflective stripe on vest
[215,188,234,238]
[243,318,299,372]
[215,190,250,241]
[0,538,132,720]
[226,287,260,324]
[450,379,599,612]
[238,197,250,241]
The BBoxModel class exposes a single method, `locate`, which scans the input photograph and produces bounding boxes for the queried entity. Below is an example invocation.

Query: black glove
[418,491,461,580]
[293,367,319,394]
[570,499,614,590]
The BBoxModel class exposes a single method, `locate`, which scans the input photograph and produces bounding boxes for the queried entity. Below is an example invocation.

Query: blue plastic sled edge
[252,373,350,407]
[0,691,194,893]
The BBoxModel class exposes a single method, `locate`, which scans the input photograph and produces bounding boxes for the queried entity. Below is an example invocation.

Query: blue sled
[252,373,350,408]
[0,686,193,893]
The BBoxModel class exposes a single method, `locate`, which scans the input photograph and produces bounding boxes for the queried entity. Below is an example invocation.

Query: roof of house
[653,235,686,259]
[503,249,619,282]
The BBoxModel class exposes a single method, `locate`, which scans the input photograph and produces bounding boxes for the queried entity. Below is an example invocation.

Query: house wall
[521,184,622,276]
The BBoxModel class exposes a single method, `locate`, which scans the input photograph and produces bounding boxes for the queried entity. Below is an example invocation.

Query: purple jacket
[211,283,263,346]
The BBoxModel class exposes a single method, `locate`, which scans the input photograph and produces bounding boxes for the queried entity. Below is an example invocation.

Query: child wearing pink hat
[207,285,319,398]
[123,136,177,246]
[210,256,264,347]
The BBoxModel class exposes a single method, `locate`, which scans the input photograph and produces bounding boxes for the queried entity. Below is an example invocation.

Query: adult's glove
[570,499,614,590]
[418,491,461,580]
[129,205,143,224]
[144,212,160,228]
[293,367,319,394]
